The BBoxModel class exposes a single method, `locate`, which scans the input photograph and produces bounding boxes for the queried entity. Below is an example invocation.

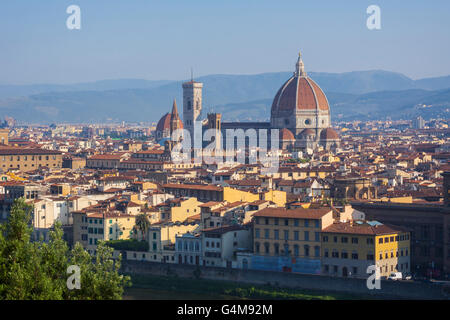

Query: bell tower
[182,76,203,141]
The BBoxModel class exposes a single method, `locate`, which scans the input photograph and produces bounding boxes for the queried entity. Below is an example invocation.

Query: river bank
[123,274,375,300]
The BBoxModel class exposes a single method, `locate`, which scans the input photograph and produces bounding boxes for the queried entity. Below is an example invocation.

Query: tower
[182,78,203,140]
[169,98,182,134]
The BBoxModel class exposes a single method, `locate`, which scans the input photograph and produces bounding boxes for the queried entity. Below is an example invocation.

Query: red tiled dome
[299,128,315,137]
[156,113,171,132]
[279,128,295,141]
[271,76,329,114]
[320,128,339,140]
[156,112,183,133]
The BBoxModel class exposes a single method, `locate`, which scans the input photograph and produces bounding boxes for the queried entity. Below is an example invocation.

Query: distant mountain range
[0,70,449,124]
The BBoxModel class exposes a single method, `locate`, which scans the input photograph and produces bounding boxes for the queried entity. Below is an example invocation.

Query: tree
[0,198,131,300]
[135,213,151,240]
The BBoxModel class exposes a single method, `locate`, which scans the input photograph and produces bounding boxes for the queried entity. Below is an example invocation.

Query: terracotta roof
[320,128,339,140]
[253,207,332,219]
[280,128,295,141]
[163,183,223,192]
[271,76,329,113]
[322,221,411,236]
[0,148,62,155]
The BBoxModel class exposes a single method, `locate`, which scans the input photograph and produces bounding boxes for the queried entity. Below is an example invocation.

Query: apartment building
[201,224,252,268]
[251,207,334,274]
[321,220,411,278]
[0,148,62,172]
[72,210,137,253]
[156,197,202,222]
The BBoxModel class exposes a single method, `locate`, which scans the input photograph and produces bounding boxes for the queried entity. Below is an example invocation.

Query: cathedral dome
[156,113,172,132]
[271,53,329,115]
[299,128,315,138]
[320,128,339,140]
[279,128,295,141]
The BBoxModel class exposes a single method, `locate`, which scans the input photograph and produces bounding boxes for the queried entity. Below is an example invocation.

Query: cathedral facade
[155,53,340,152]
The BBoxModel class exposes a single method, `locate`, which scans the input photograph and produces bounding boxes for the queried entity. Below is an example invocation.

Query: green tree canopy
[0,198,131,300]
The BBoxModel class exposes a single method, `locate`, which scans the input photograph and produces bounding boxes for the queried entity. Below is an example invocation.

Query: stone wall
[121,260,449,300]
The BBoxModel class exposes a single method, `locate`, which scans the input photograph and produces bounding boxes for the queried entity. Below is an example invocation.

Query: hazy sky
[1,0,449,84]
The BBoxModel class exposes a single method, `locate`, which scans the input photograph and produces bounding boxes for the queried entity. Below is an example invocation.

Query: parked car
[388,272,403,281]
[403,273,412,280]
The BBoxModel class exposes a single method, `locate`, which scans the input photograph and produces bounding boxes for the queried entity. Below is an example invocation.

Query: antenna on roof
[190,67,193,82]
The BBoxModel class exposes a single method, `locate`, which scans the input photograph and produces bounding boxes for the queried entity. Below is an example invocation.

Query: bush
[105,239,149,252]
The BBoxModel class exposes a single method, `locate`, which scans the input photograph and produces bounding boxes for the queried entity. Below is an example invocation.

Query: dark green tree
[135,213,151,240]
[0,198,131,300]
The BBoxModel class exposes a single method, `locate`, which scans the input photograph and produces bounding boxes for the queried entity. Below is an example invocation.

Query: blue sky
[0,0,449,84]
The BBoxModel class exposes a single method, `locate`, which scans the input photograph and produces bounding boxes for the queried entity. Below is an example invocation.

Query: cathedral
[155,52,340,152]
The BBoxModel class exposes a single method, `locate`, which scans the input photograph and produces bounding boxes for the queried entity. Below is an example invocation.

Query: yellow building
[145,221,199,263]
[157,197,202,222]
[163,183,286,207]
[262,189,286,207]
[73,210,136,253]
[251,207,334,273]
[321,221,411,278]
[0,148,62,172]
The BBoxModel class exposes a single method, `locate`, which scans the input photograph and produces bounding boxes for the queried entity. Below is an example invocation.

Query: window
[304,231,309,241]
[315,232,320,242]
[294,245,299,256]
[255,228,260,239]
[341,251,348,259]
[379,238,383,244]
[264,229,269,239]
[304,220,309,227]
[323,235,329,242]
[304,245,309,257]
[294,219,299,227]
[314,246,320,257]
[367,238,374,245]
[294,231,299,241]
[333,236,338,243]
[274,244,279,255]
[274,218,279,225]
[341,237,348,243]
[352,252,358,260]
[351,237,358,244]
[384,237,389,243]
[367,253,374,260]
[274,229,279,240]
[284,230,289,240]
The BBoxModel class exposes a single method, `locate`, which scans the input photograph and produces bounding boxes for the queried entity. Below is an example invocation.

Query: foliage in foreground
[0,198,131,300]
